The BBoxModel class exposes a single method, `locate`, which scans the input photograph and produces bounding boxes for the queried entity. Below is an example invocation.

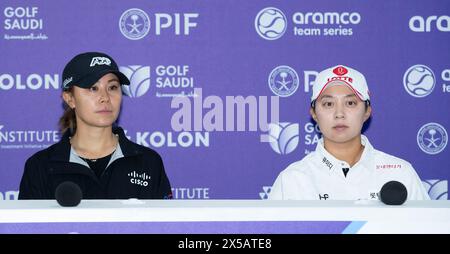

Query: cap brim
[75,69,130,89]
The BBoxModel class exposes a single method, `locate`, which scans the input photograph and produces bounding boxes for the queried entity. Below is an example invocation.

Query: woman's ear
[310,107,318,122]
[364,105,372,122]
[62,91,75,109]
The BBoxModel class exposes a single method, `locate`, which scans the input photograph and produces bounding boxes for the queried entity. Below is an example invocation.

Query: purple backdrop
[1,0,449,200]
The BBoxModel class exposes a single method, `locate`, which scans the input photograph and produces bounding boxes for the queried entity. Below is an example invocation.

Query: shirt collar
[49,126,141,162]
[69,141,124,168]
[315,134,374,172]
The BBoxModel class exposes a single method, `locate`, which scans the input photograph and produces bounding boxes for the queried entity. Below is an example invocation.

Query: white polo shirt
[269,135,430,201]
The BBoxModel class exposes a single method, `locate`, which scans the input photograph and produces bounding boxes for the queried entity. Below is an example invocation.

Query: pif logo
[119,8,199,40]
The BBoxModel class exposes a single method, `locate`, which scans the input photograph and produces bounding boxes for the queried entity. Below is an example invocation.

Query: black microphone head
[55,181,82,207]
[380,181,408,205]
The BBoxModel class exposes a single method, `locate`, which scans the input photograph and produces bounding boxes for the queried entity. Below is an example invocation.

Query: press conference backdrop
[0,1,449,201]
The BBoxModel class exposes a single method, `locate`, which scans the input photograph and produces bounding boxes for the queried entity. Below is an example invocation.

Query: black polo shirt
[18,127,172,199]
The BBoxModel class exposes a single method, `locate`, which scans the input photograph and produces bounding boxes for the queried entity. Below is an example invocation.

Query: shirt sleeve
[154,154,173,199]
[268,173,284,200]
[18,156,48,199]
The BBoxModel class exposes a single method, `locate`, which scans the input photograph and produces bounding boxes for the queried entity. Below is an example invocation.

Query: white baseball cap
[311,65,370,102]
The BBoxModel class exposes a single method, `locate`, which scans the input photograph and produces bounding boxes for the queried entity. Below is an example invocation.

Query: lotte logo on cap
[333,66,348,76]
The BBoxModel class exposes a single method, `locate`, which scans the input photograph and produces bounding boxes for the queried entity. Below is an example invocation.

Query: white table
[0,200,449,233]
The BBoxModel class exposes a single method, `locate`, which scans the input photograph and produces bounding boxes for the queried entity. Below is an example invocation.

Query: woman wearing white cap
[269,65,430,201]
[18,52,172,200]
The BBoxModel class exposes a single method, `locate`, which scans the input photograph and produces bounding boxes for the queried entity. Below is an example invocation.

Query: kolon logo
[333,66,348,76]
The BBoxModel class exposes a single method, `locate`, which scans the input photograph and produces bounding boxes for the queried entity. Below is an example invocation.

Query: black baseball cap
[62,52,130,91]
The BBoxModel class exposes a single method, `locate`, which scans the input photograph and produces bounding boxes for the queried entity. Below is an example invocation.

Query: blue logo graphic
[265,122,299,155]
[403,65,436,98]
[422,180,448,200]
[268,66,299,97]
[119,8,150,40]
[259,186,272,199]
[255,7,287,40]
[120,65,151,98]
[417,123,448,155]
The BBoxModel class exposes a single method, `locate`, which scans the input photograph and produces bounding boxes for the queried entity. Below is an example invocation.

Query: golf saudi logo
[422,180,448,200]
[120,65,151,98]
[261,122,299,155]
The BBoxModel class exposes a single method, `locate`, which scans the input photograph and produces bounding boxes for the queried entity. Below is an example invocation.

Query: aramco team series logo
[119,8,150,40]
[119,65,151,98]
[422,180,448,200]
[268,66,299,97]
[403,65,436,98]
[417,123,448,155]
[255,7,287,40]
[261,122,299,155]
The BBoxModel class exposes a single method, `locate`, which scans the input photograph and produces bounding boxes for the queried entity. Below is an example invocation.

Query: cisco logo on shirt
[127,171,151,187]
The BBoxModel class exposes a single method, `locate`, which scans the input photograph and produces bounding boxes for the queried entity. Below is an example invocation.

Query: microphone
[379,181,408,205]
[55,181,82,207]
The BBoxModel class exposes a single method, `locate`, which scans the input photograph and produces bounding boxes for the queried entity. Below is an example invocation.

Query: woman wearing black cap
[18,52,172,200]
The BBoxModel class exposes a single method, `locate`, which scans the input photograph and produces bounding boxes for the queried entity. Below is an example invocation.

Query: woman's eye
[90,86,98,92]
[346,100,357,107]
[109,85,119,91]
[323,102,333,107]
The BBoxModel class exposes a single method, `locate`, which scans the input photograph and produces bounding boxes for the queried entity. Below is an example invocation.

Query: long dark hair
[58,87,77,135]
